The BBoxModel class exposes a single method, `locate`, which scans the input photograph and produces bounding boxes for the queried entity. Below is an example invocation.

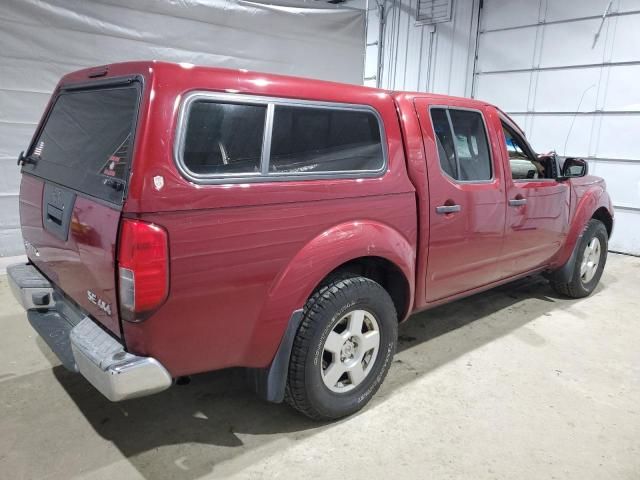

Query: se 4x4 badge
[87,290,112,316]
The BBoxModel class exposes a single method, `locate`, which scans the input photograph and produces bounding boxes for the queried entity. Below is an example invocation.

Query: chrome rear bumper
[70,318,172,401]
[7,263,55,310]
[7,263,172,401]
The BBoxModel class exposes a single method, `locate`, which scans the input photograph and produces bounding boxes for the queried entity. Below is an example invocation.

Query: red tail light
[117,219,169,321]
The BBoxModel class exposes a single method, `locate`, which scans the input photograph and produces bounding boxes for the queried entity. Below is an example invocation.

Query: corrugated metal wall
[366,0,640,255]
[364,0,480,95]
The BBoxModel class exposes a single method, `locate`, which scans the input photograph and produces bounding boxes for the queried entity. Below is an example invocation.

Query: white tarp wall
[0,0,365,257]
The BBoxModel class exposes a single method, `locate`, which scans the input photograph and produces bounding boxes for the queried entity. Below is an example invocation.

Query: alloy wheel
[321,309,380,393]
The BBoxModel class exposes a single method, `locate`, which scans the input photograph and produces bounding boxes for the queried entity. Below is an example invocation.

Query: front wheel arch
[592,206,613,237]
[549,218,608,297]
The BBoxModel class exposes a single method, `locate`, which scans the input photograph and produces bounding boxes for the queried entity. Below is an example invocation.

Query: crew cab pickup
[9,61,614,420]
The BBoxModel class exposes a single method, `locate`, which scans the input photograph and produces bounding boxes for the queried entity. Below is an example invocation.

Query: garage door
[473,0,640,255]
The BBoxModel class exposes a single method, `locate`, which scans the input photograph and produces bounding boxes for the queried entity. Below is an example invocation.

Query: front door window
[502,124,554,180]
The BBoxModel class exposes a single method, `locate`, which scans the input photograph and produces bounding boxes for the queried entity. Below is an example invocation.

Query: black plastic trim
[27,309,78,372]
[60,74,143,92]
[248,308,304,403]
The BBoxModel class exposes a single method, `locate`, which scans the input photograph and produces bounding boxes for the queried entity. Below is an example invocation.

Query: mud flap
[549,228,587,284]
[247,309,304,403]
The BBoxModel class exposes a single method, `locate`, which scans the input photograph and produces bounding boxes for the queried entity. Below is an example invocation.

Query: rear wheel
[285,276,397,420]
[550,219,608,298]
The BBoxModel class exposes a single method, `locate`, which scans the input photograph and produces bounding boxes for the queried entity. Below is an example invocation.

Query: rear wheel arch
[285,276,398,419]
[258,220,415,331]
[315,256,411,322]
[248,222,414,404]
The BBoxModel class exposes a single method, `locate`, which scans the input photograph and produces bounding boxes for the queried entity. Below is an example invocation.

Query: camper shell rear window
[22,81,141,205]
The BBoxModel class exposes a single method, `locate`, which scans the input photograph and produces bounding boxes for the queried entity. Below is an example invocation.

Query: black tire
[285,276,397,420]
[550,219,608,298]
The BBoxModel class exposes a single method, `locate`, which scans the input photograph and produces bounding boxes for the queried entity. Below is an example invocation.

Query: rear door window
[23,85,140,205]
[430,108,492,182]
[430,108,457,178]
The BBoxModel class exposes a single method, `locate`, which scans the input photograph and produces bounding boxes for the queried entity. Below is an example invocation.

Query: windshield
[23,83,140,205]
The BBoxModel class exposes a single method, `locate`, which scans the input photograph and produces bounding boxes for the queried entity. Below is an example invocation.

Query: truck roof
[59,60,530,139]
[60,60,494,109]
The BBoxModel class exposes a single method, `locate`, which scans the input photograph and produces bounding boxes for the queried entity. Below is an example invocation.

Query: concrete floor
[1,253,639,480]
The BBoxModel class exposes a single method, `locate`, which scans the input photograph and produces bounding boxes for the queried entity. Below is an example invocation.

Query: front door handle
[509,198,527,207]
[435,204,461,214]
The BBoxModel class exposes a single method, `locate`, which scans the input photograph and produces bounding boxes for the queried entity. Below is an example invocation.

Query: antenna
[563,84,596,157]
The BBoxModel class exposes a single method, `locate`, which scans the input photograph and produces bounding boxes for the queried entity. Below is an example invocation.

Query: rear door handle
[435,204,461,214]
[509,198,527,207]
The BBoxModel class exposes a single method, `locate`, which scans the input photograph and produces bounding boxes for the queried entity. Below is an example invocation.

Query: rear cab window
[22,81,141,205]
[176,93,386,182]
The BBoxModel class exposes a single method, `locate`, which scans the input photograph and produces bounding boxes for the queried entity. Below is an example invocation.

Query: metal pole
[375,0,385,88]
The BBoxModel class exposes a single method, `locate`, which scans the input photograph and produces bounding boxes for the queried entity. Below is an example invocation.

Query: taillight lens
[118,219,169,321]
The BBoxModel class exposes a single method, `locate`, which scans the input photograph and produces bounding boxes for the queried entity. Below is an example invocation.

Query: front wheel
[550,219,608,298]
[285,276,397,420]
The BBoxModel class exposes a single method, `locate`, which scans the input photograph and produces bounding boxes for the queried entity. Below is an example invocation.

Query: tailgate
[19,80,142,337]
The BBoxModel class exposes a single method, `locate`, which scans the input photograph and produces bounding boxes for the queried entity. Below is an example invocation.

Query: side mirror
[560,157,588,179]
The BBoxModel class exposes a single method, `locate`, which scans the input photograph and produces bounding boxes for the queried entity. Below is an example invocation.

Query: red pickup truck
[9,61,613,420]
